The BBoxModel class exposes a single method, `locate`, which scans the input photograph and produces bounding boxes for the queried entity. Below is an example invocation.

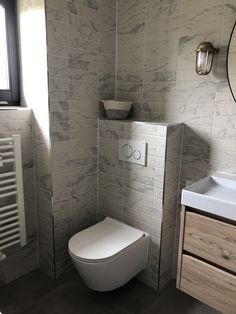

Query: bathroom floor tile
[0,269,220,314]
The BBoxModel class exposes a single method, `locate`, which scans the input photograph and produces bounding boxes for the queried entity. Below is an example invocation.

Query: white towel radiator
[0,135,26,257]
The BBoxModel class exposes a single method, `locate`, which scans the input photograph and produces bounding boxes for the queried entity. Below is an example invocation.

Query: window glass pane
[0,5,10,90]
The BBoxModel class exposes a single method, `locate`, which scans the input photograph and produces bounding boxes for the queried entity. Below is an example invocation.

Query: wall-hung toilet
[68,217,150,292]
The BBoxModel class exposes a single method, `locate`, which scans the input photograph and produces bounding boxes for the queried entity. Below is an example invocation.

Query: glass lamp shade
[195,42,216,75]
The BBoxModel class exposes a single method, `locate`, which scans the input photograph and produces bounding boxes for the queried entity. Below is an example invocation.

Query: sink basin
[182,173,236,221]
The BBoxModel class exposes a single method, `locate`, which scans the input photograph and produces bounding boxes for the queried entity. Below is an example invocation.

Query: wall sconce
[195,42,217,75]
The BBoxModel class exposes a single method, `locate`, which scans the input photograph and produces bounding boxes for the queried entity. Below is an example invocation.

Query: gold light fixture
[195,42,217,75]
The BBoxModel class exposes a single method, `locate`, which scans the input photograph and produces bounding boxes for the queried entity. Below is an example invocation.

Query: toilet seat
[70,236,145,264]
[68,217,145,263]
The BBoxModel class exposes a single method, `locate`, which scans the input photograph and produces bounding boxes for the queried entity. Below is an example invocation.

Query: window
[0,0,19,105]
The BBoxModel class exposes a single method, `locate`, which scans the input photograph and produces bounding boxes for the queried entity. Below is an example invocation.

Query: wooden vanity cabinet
[177,206,236,314]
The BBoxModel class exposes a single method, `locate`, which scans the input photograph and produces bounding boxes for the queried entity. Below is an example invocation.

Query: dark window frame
[0,0,20,106]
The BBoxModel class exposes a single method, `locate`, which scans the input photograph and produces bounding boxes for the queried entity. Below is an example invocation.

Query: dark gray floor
[0,269,220,314]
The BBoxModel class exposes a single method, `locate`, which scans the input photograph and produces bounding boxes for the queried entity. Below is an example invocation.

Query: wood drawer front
[184,212,236,272]
[180,255,236,314]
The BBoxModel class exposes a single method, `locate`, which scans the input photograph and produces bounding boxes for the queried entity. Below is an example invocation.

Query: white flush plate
[119,139,147,166]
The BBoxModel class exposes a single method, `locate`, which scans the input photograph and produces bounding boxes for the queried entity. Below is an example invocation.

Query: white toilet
[68,217,150,292]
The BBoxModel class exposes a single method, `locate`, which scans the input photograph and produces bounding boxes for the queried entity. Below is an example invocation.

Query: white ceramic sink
[182,172,236,221]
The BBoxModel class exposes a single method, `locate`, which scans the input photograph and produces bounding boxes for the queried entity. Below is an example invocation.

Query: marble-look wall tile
[159,124,183,289]
[115,0,236,216]
[117,0,146,35]
[45,0,116,277]
[18,0,53,278]
[98,0,116,107]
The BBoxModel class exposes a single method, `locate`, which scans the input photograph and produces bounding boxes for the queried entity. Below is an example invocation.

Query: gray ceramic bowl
[102,100,133,120]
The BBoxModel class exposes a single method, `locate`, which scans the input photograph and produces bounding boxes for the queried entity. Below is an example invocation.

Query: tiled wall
[159,125,182,289]
[0,109,37,286]
[116,0,236,180]
[17,0,53,278]
[98,119,182,290]
[115,0,236,276]
[45,0,116,277]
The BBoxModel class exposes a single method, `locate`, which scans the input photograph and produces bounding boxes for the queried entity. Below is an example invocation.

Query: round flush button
[122,144,133,158]
[133,150,141,160]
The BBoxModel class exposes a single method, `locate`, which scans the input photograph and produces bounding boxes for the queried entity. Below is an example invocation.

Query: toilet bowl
[68,217,150,292]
